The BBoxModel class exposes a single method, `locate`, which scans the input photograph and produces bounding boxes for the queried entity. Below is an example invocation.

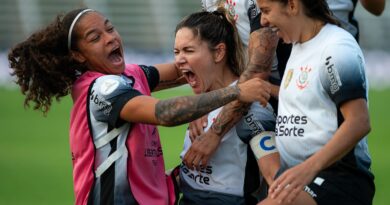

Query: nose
[260,14,269,27]
[174,52,187,68]
[105,32,117,45]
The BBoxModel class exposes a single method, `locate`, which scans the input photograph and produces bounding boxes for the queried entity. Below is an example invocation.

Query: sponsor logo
[144,146,162,157]
[181,163,212,185]
[304,186,317,198]
[259,135,275,151]
[145,139,162,157]
[284,69,294,89]
[276,115,307,137]
[244,113,265,135]
[100,79,119,95]
[90,90,112,116]
[314,177,325,186]
[296,66,312,90]
[248,0,260,19]
[325,56,342,94]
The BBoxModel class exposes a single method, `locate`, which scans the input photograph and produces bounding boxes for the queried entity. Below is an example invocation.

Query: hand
[269,161,319,204]
[237,77,271,106]
[188,115,208,142]
[183,130,221,170]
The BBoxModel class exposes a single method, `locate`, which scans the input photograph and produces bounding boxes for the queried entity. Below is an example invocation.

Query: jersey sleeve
[138,65,160,91]
[319,43,367,107]
[235,103,276,144]
[248,0,261,33]
[89,75,142,127]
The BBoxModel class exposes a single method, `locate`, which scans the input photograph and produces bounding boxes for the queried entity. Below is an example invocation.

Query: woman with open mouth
[8,7,273,205]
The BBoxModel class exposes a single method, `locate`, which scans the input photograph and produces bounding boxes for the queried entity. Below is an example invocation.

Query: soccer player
[174,9,279,205]
[256,0,374,204]
[8,8,272,205]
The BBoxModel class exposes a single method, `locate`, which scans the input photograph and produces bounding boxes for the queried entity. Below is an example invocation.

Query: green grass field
[0,86,389,205]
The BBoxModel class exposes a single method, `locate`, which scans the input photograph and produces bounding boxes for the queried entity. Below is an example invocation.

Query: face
[72,12,125,74]
[257,0,298,43]
[174,27,219,94]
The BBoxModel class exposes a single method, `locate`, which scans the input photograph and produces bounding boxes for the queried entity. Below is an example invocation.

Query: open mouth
[270,26,279,33]
[108,47,123,64]
[181,69,197,87]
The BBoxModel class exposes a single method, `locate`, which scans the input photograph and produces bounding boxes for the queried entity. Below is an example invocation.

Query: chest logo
[296,66,312,90]
[284,69,294,89]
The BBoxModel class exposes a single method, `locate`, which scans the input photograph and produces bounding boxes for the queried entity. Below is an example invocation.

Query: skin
[360,0,385,16]
[182,27,278,171]
[174,28,237,94]
[255,0,371,204]
[175,25,279,185]
[70,11,271,127]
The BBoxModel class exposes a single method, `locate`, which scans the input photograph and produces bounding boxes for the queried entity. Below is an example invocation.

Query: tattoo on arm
[210,27,278,137]
[241,27,279,82]
[155,85,240,126]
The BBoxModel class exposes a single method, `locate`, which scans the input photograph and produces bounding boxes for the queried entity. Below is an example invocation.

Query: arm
[268,98,370,203]
[120,77,269,126]
[153,63,187,91]
[183,27,279,170]
[360,0,385,16]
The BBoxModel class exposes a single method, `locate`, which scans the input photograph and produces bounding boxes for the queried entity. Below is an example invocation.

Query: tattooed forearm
[241,27,279,82]
[211,101,251,136]
[209,27,278,137]
[155,85,240,126]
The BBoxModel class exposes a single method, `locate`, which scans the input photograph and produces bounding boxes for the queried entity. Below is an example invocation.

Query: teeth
[271,27,279,32]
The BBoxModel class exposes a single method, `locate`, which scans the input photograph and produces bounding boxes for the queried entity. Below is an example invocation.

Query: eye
[107,26,115,33]
[174,49,179,55]
[90,35,100,42]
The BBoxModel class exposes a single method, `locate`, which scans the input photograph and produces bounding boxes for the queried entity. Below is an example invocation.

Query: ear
[71,50,86,64]
[213,43,226,63]
[287,0,300,15]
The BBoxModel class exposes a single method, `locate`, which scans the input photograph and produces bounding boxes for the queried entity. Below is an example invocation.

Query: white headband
[67,9,94,50]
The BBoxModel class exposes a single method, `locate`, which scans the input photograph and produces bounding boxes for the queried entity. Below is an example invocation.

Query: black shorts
[304,164,375,205]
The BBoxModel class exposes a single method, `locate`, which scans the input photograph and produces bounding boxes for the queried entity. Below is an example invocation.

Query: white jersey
[276,24,372,175]
[180,83,275,200]
[327,0,358,38]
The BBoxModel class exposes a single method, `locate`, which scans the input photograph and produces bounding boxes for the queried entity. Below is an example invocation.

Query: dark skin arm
[183,27,279,170]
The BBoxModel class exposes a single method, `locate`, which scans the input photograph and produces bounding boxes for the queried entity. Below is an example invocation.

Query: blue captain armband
[249,131,278,160]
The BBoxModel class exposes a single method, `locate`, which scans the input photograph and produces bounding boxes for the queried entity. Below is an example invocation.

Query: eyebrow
[84,19,111,39]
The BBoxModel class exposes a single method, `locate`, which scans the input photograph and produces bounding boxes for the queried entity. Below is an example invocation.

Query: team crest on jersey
[100,79,120,95]
[224,0,238,21]
[296,66,312,90]
[283,69,294,89]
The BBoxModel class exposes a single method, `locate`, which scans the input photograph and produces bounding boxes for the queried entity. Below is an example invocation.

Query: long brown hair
[275,0,340,25]
[8,8,90,114]
[175,8,246,76]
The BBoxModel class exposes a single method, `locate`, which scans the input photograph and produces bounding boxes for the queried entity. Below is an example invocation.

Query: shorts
[303,164,375,205]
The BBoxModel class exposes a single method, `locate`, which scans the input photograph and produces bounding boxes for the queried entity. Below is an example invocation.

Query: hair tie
[67,9,94,50]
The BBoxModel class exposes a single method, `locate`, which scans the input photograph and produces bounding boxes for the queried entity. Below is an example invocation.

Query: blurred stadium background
[0,0,389,204]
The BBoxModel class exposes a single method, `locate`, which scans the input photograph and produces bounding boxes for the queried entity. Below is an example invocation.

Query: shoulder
[93,75,134,97]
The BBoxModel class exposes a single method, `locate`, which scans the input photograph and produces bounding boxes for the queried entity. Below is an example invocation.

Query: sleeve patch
[99,78,120,95]
[250,131,278,160]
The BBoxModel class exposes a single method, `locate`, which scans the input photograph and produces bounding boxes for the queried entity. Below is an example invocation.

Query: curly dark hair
[8,8,90,114]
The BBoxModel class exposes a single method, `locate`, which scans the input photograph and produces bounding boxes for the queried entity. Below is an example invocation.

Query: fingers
[188,115,208,142]
[269,175,303,204]
[237,77,272,103]
[183,148,196,170]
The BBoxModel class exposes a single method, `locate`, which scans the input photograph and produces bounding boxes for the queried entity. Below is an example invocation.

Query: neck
[299,18,324,43]
[211,65,238,91]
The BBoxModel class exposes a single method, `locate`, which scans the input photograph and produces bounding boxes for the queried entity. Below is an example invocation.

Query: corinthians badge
[284,69,294,89]
[296,66,312,90]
